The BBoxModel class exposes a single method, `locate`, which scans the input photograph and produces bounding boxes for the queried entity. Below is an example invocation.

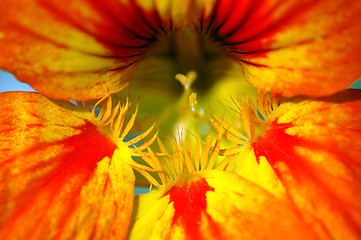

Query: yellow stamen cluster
[129,90,284,190]
[79,89,282,191]
[210,91,283,150]
[75,95,159,167]
[134,128,237,190]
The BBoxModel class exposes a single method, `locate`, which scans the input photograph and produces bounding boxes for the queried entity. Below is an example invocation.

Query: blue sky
[0,70,35,92]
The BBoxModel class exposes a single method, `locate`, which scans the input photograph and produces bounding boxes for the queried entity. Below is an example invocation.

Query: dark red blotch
[166,178,216,240]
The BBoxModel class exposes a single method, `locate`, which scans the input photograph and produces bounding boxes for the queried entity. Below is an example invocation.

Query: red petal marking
[252,119,358,186]
[252,108,361,238]
[166,178,215,240]
[0,92,136,239]
[0,0,170,100]
[253,121,296,171]
[36,0,166,55]
[0,120,116,226]
[204,0,280,58]
[204,0,361,96]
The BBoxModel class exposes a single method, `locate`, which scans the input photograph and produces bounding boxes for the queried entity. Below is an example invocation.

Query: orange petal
[0,0,216,101]
[0,92,134,239]
[129,171,320,240]
[0,0,168,100]
[253,89,361,239]
[204,0,361,96]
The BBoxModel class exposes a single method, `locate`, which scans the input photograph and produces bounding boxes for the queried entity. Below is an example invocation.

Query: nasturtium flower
[1,0,361,239]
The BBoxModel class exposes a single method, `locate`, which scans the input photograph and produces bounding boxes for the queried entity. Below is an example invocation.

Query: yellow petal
[129,170,319,240]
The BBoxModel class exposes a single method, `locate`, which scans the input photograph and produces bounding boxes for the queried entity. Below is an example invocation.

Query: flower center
[170,28,229,94]
[119,27,256,135]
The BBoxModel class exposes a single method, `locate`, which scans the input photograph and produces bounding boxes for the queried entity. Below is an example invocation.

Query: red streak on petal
[252,120,319,181]
[0,120,117,226]
[47,120,117,178]
[253,120,345,178]
[252,117,361,237]
[253,121,296,168]
[166,178,215,240]
[36,0,166,58]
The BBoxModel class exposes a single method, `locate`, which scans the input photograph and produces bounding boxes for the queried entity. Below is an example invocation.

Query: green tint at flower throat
[120,27,257,139]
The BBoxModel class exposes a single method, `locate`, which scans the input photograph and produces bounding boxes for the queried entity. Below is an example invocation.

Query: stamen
[184,141,196,173]
[200,133,213,172]
[209,114,248,144]
[206,129,223,171]
[189,92,197,111]
[257,91,268,119]
[240,101,255,142]
[175,71,197,89]
[194,135,201,171]
[76,95,158,174]
[211,91,282,151]
[133,130,234,189]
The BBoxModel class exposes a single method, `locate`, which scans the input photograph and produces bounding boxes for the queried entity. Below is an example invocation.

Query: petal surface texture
[129,90,361,240]
[1,0,360,99]
[253,90,361,239]
[0,0,168,100]
[0,92,134,239]
[0,0,208,100]
[204,0,361,96]
[129,171,319,240]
